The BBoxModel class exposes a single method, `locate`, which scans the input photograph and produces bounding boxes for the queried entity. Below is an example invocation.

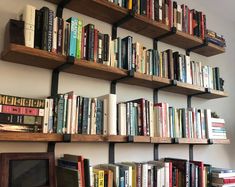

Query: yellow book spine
[128,0,132,10]
[94,169,104,187]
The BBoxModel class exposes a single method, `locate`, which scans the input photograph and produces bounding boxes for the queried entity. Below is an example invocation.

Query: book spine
[76,19,83,59]
[82,97,89,134]
[47,9,54,52]
[34,10,42,49]
[42,98,49,133]
[40,7,49,50]
[48,98,54,133]
[52,17,58,53]
[96,99,103,135]
[57,17,64,54]
[68,17,78,57]
[0,113,43,125]
[56,95,64,134]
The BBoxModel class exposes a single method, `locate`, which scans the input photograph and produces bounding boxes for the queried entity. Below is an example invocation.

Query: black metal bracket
[63,134,72,142]
[186,39,208,56]
[110,69,135,94]
[189,145,194,161]
[109,143,115,164]
[127,135,134,142]
[173,138,179,144]
[47,142,56,153]
[56,0,71,18]
[154,144,159,160]
[153,27,177,50]
[208,139,214,144]
[187,88,212,108]
[153,80,178,104]
[112,10,135,40]
[51,56,75,97]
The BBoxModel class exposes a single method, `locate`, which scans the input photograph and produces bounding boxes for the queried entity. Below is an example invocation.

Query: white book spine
[142,164,148,187]
[43,99,49,133]
[66,98,72,134]
[75,97,80,134]
[103,99,108,135]
[18,5,36,48]
[205,109,212,139]
[185,56,192,84]
[177,4,182,31]
[164,163,170,187]
[52,17,58,53]
[90,98,97,135]
[159,0,162,21]
[107,94,117,135]
[149,102,154,137]
[70,94,77,134]
[118,103,127,135]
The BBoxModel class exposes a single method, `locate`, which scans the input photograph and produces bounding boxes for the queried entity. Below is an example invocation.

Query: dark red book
[191,161,204,187]
[94,28,99,63]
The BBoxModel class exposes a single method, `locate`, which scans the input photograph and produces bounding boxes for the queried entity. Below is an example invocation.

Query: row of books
[206,30,226,48]
[57,154,220,187]
[0,93,227,140]
[109,0,207,39]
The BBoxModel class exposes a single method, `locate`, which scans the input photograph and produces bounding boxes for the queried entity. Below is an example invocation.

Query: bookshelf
[0,0,230,167]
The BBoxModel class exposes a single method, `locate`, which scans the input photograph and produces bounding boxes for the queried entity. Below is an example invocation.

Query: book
[56,166,80,187]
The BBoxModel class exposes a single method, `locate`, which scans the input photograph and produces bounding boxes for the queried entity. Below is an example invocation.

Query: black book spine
[121,38,127,69]
[104,34,110,62]
[173,52,179,80]
[34,10,42,49]
[57,17,63,54]
[214,67,221,90]
[89,24,95,61]
[154,0,160,21]
[140,0,147,16]
[40,7,49,51]
[48,9,54,52]
[84,159,91,187]
[82,97,89,134]
[98,33,104,63]
[78,96,83,134]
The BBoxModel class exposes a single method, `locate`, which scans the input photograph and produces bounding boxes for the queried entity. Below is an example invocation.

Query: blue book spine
[67,17,78,57]
[57,95,64,134]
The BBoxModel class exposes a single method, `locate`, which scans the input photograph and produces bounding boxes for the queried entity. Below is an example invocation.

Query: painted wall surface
[0,0,234,167]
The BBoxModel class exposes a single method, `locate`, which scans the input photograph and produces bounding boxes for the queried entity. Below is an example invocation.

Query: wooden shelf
[1,44,228,100]
[0,132,63,142]
[128,136,151,143]
[45,0,225,57]
[70,134,104,142]
[175,138,208,144]
[105,135,127,142]
[151,137,173,144]
[209,139,230,144]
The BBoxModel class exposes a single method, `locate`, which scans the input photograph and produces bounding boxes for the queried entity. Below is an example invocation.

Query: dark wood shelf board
[192,43,225,57]
[210,139,230,144]
[197,90,228,99]
[1,44,65,69]
[0,132,63,142]
[105,135,127,142]
[65,60,127,81]
[70,134,104,142]
[151,137,172,144]
[162,81,205,96]
[161,31,202,50]
[152,76,171,89]
[131,136,151,143]
[177,138,208,144]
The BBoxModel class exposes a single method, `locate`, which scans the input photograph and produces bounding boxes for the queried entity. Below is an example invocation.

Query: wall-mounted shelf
[1,44,228,100]
[45,0,225,57]
[175,138,208,145]
[0,132,63,142]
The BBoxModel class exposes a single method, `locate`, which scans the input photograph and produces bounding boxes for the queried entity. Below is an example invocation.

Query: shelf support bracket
[51,56,75,97]
[109,142,115,164]
[154,144,159,160]
[187,95,192,108]
[153,27,177,50]
[153,80,177,104]
[110,69,135,94]
[63,134,72,142]
[112,10,135,40]
[56,0,72,18]
[186,39,208,56]
[189,144,194,161]
[47,142,56,153]
[187,88,212,102]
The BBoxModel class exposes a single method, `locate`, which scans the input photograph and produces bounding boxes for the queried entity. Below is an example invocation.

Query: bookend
[112,10,135,40]
[56,0,72,18]
[110,69,135,94]
[153,27,177,50]
[186,39,208,56]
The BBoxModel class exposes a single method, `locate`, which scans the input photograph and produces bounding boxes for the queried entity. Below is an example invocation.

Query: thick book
[40,7,49,51]
[56,166,80,187]
[67,17,78,57]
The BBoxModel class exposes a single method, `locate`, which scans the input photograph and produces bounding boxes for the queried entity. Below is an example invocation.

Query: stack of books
[207,116,227,140]
[206,29,226,48]
[212,168,235,187]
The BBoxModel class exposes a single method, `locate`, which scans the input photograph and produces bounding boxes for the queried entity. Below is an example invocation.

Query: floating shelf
[69,134,104,142]
[0,132,63,142]
[45,0,225,57]
[151,137,173,144]
[175,138,208,145]
[1,44,228,100]
[209,139,230,144]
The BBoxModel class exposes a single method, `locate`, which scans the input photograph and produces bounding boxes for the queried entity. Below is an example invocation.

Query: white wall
[0,0,234,168]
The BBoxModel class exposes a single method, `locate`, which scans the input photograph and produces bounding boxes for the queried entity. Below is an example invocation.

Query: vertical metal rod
[153,39,158,50]
[187,95,192,108]
[154,144,159,160]
[153,89,159,105]
[189,144,194,161]
[51,70,59,97]
[110,81,117,94]
[109,143,115,164]
[47,142,56,153]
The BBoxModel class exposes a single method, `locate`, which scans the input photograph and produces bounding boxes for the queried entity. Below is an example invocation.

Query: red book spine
[212,122,225,127]
[78,156,85,187]
[0,105,43,116]
[188,8,191,34]
[201,13,205,39]
[147,0,150,19]
[94,28,98,63]
[77,162,83,187]
[168,0,172,28]
[149,0,152,20]
[169,162,173,187]
[224,178,235,184]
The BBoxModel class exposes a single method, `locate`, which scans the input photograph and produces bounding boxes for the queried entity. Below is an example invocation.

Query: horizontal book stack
[212,168,235,187]
[206,30,226,48]
[57,154,214,187]
[53,92,117,135]
[0,94,52,133]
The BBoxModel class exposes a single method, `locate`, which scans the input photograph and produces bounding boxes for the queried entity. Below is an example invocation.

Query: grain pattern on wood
[192,43,225,57]
[177,138,208,144]
[70,134,105,142]
[0,132,63,142]
[65,59,127,81]
[1,44,65,69]
[132,136,151,143]
[152,76,171,88]
[151,137,172,144]
[105,135,127,142]
[197,90,228,99]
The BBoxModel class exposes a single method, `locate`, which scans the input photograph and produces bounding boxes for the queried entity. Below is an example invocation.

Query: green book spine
[76,19,83,59]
